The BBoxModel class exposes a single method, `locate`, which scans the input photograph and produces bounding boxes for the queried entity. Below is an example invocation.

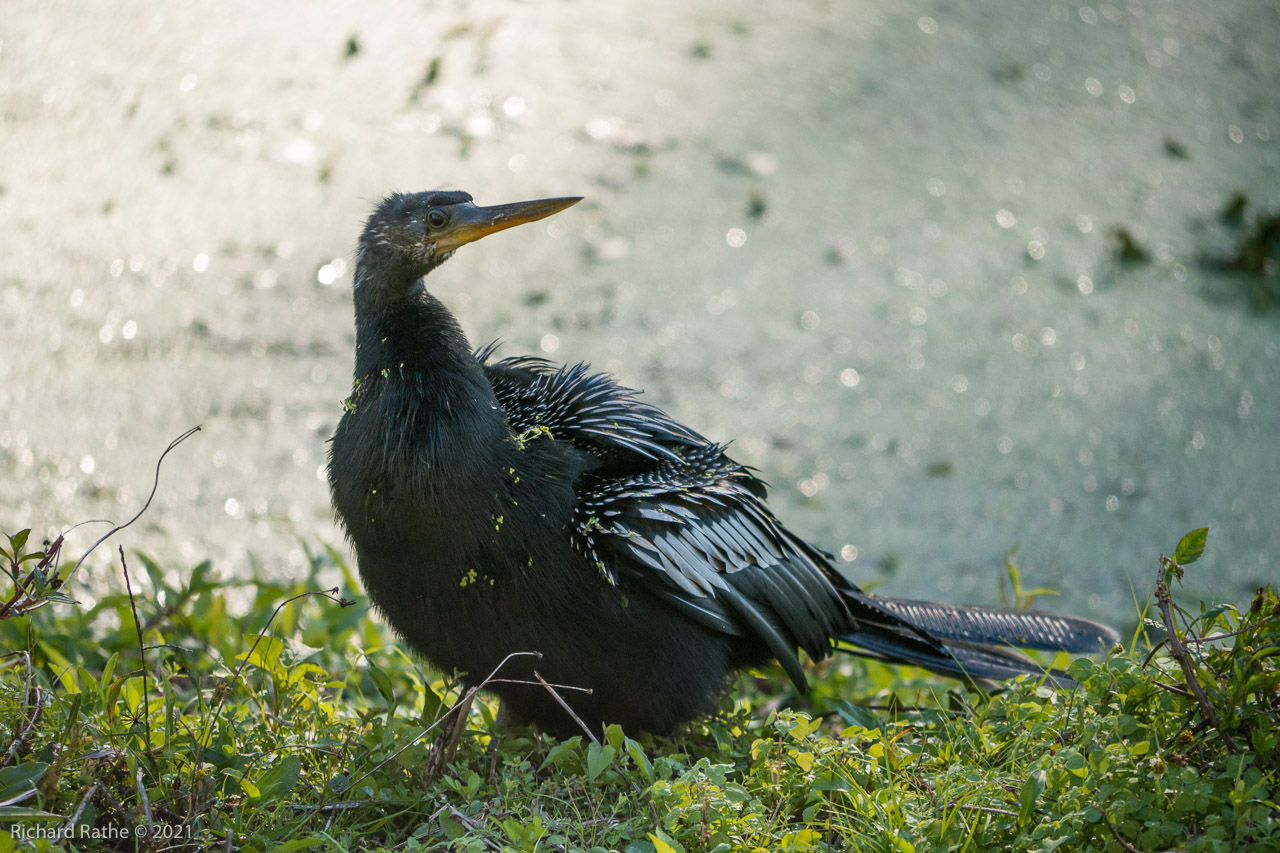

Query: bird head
[355,190,581,305]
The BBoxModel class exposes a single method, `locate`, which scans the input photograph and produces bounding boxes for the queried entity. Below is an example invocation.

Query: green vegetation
[0,526,1275,852]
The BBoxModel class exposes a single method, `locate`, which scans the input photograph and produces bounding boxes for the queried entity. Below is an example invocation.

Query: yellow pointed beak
[434,196,582,253]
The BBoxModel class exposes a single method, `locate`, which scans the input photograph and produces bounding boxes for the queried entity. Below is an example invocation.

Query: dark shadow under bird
[328,190,1120,737]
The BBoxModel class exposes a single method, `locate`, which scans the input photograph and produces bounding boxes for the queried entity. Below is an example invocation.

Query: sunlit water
[1,0,1276,626]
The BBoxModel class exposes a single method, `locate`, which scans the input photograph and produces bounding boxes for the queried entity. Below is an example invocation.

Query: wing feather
[478,345,704,461]
[479,343,908,690]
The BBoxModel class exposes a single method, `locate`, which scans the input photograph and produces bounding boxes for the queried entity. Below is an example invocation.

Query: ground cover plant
[0,517,1275,852]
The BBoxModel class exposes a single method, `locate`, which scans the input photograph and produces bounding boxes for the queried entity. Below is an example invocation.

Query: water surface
[1,0,1276,624]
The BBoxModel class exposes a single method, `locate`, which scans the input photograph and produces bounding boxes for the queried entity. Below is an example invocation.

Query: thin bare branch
[487,676,593,693]
[65,426,201,587]
[534,670,598,743]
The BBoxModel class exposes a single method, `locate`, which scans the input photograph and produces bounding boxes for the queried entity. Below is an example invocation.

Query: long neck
[355,283,469,371]
[352,279,503,434]
[350,242,483,397]
[341,279,512,529]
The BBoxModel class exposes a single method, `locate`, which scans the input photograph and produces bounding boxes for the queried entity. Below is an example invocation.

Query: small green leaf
[367,665,395,707]
[439,815,465,840]
[537,737,583,773]
[625,737,653,781]
[1018,768,1047,826]
[1197,602,1237,626]
[649,829,685,853]
[8,529,30,554]
[1173,528,1208,565]
[187,559,217,593]
[253,754,302,803]
[240,634,285,673]
[586,742,616,781]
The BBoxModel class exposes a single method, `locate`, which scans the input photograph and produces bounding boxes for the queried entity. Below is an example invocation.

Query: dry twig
[533,670,598,743]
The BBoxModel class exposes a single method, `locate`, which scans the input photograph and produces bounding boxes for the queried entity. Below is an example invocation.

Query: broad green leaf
[786,714,820,739]
[188,559,216,592]
[254,754,302,803]
[99,653,118,693]
[0,763,49,802]
[781,829,823,850]
[812,772,852,792]
[0,806,61,821]
[438,815,465,840]
[367,664,395,706]
[1018,768,1047,826]
[1173,528,1208,565]
[7,529,30,554]
[649,829,684,853]
[586,742,616,781]
[240,634,284,673]
[137,552,175,597]
[537,737,583,773]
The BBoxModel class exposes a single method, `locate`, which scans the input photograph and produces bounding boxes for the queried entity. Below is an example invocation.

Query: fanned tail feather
[838,593,1120,687]
[873,597,1120,653]
[838,628,1072,685]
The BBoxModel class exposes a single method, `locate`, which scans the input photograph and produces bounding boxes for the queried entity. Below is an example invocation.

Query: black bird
[328,190,1119,737]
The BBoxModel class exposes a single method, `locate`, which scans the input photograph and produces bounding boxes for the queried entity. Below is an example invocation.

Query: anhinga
[328,190,1118,737]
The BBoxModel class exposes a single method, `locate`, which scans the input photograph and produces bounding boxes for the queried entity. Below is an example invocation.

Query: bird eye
[426,209,448,229]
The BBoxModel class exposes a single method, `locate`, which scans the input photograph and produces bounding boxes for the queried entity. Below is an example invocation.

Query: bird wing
[568,441,862,688]
[478,346,705,462]
[476,348,956,689]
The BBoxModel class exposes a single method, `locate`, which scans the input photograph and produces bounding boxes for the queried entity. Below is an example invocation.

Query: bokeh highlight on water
[1,1,1276,625]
